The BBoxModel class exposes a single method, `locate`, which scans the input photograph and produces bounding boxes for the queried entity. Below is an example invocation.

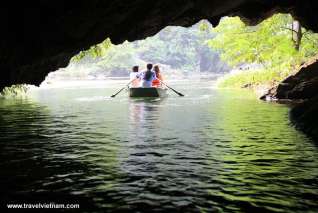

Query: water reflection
[128,98,164,140]
[203,89,318,212]
[0,81,317,212]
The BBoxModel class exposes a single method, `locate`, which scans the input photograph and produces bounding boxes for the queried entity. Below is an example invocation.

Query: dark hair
[154,65,160,73]
[147,64,153,70]
[144,70,153,81]
[132,66,139,72]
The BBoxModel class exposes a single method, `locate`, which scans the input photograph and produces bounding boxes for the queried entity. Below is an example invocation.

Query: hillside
[47,20,230,80]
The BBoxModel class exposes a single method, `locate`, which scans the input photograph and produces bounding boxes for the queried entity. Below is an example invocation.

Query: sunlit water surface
[0,80,317,212]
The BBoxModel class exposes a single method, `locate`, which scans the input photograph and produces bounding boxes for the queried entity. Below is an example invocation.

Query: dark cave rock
[261,55,318,141]
[290,96,318,141]
[2,0,318,90]
[261,56,318,100]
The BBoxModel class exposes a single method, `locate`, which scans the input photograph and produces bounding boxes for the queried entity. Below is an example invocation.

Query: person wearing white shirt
[129,66,140,88]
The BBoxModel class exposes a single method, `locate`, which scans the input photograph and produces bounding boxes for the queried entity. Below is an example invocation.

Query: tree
[208,13,318,87]
[56,20,231,79]
[209,14,318,69]
[292,20,303,51]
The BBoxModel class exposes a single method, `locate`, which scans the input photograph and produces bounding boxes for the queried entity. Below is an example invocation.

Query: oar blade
[159,80,185,97]
[110,80,133,98]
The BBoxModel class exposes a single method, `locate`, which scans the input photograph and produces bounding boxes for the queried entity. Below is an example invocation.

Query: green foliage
[52,20,229,80]
[217,68,289,88]
[0,85,29,98]
[199,21,210,32]
[209,14,318,87]
[131,22,218,72]
[71,38,112,62]
[96,41,140,76]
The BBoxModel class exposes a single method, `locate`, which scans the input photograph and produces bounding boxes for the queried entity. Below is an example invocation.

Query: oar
[159,80,184,97]
[110,80,134,98]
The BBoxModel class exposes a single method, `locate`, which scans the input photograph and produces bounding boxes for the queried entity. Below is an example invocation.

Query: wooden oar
[110,80,134,98]
[160,80,184,97]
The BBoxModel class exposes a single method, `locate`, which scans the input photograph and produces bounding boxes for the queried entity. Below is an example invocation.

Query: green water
[0,80,317,212]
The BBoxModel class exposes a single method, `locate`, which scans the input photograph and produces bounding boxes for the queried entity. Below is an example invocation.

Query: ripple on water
[0,82,318,212]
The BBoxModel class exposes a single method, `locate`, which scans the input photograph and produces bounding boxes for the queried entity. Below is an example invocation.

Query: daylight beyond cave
[47,21,230,81]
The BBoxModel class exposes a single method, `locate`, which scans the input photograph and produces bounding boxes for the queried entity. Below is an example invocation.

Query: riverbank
[217,55,318,141]
[260,56,318,141]
[216,67,297,98]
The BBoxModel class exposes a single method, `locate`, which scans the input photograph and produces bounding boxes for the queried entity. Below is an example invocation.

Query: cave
[1,1,318,212]
[2,0,318,139]
[2,0,318,90]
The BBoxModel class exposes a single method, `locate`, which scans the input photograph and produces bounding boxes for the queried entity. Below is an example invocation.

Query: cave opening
[3,12,318,98]
[41,19,229,87]
[1,3,318,211]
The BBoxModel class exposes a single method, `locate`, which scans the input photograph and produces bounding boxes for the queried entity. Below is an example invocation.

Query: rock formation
[1,0,318,90]
[291,97,318,141]
[261,56,318,101]
[261,55,318,140]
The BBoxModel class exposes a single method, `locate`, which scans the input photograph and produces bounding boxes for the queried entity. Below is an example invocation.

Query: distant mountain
[48,20,230,80]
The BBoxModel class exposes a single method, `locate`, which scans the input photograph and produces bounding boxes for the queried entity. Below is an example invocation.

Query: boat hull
[129,87,168,98]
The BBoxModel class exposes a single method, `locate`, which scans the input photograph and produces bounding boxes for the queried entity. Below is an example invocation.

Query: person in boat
[152,65,164,87]
[139,63,156,88]
[129,66,140,88]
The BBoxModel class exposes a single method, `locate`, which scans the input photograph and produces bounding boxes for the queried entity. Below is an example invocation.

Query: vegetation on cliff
[47,13,318,91]
[48,21,230,80]
[71,39,113,62]
[209,14,318,88]
[0,85,29,98]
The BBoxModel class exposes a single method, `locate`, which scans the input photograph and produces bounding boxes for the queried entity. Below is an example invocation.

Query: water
[0,80,317,212]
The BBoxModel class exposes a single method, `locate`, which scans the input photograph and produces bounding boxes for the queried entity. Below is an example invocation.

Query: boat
[129,87,168,98]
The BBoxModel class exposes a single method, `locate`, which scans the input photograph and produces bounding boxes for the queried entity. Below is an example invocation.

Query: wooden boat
[129,87,168,98]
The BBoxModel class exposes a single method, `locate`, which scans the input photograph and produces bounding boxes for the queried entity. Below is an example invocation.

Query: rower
[139,64,156,88]
[129,66,140,88]
[152,65,164,87]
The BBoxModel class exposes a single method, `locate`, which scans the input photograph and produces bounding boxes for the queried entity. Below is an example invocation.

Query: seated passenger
[139,64,156,88]
[129,66,140,88]
[152,65,164,87]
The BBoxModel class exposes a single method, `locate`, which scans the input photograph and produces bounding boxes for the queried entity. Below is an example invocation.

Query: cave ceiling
[1,0,317,89]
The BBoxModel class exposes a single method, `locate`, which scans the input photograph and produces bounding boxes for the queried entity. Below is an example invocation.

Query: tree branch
[281,27,299,34]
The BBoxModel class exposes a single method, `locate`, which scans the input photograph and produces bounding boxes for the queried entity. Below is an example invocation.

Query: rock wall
[1,0,318,90]
[291,97,318,141]
[261,57,318,101]
[261,56,318,140]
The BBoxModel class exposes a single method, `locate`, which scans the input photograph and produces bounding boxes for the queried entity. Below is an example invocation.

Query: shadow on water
[0,96,173,212]
[0,99,98,210]
[0,99,132,211]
